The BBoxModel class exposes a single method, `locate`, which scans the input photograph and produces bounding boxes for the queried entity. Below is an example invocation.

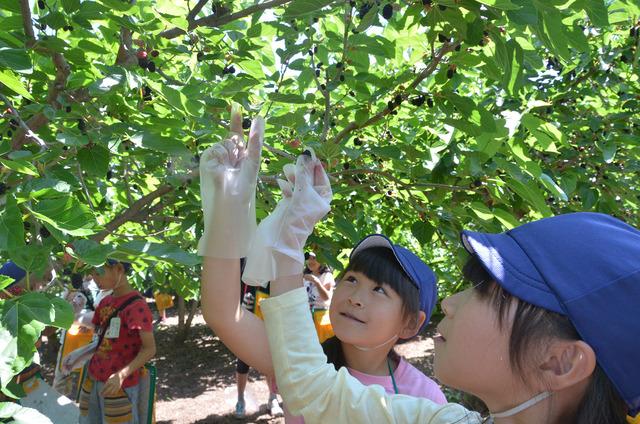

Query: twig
[159,0,295,39]
[330,168,469,191]
[264,57,290,117]
[331,41,458,145]
[122,159,134,205]
[77,162,96,210]
[0,93,47,150]
[310,51,332,142]
[264,142,296,160]
[187,0,209,21]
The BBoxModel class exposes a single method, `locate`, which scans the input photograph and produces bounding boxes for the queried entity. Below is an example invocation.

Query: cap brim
[350,234,394,259]
[350,234,419,291]
[461,230,564,314]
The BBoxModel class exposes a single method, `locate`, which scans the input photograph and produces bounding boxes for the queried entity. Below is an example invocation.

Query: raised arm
[198,106,274,376]
[201,257,274,374]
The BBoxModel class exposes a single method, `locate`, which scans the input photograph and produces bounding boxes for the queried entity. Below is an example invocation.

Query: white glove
[243,148,332,287]
[197,105,264,258]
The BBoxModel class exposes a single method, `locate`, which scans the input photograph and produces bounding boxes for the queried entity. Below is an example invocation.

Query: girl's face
[433,288,527,401]
[91,264,122,291]
[329,270,409,348]
[307,255,320,272]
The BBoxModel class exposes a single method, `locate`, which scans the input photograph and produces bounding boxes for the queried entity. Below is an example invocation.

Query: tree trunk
[177,295,185,328]
[174,297,198,344]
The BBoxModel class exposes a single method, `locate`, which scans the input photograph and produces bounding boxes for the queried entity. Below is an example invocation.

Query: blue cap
[461,212,640,415]
[0,261,27,286]
[106,259,132,273]
[350,234,438,331]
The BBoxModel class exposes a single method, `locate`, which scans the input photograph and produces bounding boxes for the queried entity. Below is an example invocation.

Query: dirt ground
[40,304,478,424]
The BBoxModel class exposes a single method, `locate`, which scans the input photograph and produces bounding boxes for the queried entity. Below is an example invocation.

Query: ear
[399,311,426,339]
[538,340,596,391]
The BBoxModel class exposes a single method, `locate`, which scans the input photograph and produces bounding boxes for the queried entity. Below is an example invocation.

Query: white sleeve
[261,288,482,424]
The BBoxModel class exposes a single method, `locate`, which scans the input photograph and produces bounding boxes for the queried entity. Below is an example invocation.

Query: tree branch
[19,0,36,47]
[0,94,47,150]
[77,162,96,211]
[159,0,295,39]
[331,41,458,145]
[116,27,138,67]
[187,0,209,21]
[92,170,197,242]
[330,168,468,191]
[11,53,70,150]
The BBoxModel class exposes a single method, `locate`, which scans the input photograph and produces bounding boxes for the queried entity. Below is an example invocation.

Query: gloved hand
[242,148,332,287]
[197,104,264,258]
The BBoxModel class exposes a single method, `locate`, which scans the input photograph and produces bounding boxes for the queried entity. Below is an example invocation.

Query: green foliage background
[0,0,639,406]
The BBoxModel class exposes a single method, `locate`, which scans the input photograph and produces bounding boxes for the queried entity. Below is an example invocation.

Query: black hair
[322,246,422,370]
[463,256,627,424]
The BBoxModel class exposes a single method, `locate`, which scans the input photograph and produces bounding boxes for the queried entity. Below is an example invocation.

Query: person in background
[77,259,156,424]
[153,291,174,323]
[302,251,335,343]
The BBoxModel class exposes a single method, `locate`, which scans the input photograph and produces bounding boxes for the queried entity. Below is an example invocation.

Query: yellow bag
[312,309,334,343]
[253,290,269,320]
[154,293,174,311]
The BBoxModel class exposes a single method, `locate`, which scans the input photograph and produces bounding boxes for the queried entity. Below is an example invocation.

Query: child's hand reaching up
[198,105,264,258]
[243,148,332,287]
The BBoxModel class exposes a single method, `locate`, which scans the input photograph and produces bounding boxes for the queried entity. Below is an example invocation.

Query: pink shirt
[284,357,447,423]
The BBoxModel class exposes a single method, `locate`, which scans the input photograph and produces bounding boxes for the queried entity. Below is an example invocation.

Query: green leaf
[27,197,99,236]
[283,0,335,17]
[334,216,361,243]
[0,402,21,418]
[71,240,113,266]
[505,39,524,95]
[0,70,33,100]
[0,403,53,424]
[116,241,201,266]
[506,178,553,217]
[88,74,125,96]
[540,173,568,201]
[0,48,32,74]
[56,130,89,147]
[411,221,435,245]
[596,140,616,163]
[159,85,205,117]
[0,158,38,177]
[356,4,379,32]
[580,0,609,27]
[268,92,309,104]
[492,208,520,230]
[77,144,110,177]
[476,0,521,10]
[469,202,494,221]
[131,132,190,155]
[0,293,73,388]
[61,0,81,13]
[9,245,50,275]
[0,195,25,252]
[0,276,13,291]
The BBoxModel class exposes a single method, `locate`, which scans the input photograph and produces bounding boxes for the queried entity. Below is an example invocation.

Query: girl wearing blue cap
[199,109,446,423]
[198,109,638,423]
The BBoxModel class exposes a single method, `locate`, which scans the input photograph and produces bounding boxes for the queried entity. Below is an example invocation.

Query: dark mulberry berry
[382,4,393,20]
